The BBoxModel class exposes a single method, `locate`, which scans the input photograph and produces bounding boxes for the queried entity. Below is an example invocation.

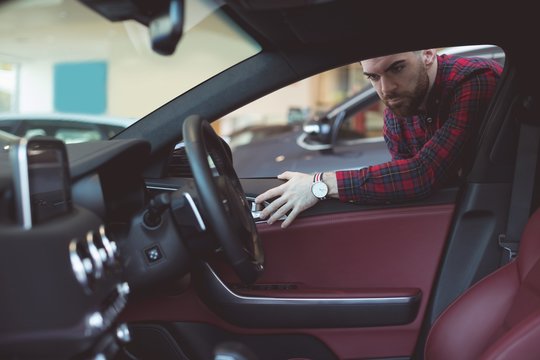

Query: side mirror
[302,117,332,145]
[149,0,184,55]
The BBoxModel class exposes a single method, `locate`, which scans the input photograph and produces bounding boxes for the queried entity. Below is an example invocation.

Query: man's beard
[383,67,430,117]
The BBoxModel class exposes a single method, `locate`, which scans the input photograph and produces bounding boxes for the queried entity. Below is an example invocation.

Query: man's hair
[359,50,425,67]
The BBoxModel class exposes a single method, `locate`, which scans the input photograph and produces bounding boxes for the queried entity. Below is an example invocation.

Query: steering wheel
[183,115,264,284]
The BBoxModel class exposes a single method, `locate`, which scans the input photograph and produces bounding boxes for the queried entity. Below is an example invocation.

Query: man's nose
[380,77,397,96]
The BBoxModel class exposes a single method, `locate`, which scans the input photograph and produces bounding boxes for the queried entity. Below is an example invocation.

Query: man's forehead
[361,52,416,73]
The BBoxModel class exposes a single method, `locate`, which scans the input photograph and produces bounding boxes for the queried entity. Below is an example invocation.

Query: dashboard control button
[144,245,163,264]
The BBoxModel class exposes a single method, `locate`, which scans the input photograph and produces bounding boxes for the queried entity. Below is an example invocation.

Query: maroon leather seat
[425,208,540,359]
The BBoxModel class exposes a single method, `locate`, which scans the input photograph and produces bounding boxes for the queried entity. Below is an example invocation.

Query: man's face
[361,52,429,117]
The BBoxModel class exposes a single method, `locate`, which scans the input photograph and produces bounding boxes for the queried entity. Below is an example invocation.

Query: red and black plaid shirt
[336,54,503,204]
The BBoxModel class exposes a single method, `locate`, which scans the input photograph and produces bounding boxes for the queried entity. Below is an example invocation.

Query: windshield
[0,0,261,143]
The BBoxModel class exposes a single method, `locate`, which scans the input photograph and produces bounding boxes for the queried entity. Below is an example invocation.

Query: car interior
[1,1,539,360]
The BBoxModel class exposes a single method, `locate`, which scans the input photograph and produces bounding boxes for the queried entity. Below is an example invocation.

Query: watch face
[311,182,328,199]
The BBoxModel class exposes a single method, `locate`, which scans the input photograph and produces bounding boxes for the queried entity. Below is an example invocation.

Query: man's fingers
[255,171,315,228]
[281,208,300,228]
[255,183,285,204]
[277,171,295,180]
[259,196,287,219]
[267,201,293,225]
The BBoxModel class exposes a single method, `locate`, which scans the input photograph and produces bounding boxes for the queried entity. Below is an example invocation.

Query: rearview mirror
[80,0,184,56]
[149,0,184,55]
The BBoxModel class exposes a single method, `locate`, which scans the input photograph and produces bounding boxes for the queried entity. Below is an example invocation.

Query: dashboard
[0,138,161,359]
[0,130,269,360]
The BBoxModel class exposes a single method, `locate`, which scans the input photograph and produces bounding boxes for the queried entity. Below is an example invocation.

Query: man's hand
[254,171,319,228]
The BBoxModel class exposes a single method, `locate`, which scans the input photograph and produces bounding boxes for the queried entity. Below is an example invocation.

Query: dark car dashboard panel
[0,138,151,359]
[0,206,127,358]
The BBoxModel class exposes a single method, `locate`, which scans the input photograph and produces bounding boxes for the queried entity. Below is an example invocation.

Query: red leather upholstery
[425,208,540,360]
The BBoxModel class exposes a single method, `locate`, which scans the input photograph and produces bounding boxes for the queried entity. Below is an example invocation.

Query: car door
[124,185,453,360]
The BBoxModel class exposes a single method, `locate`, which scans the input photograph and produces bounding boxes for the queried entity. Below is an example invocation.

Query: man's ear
[423,49,437,66]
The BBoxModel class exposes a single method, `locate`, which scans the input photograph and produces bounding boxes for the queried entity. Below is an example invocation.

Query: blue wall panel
[54,61,107,114]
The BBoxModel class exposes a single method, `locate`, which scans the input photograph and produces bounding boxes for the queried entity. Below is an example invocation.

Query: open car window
[217,45,505,178]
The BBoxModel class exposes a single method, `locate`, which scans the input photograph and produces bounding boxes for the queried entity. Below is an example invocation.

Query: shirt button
[426,117,433,123]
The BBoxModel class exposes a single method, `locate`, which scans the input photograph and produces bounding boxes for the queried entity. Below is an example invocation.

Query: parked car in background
[231,44,505,177]
[226,123,298,150]
[0,113,136,144]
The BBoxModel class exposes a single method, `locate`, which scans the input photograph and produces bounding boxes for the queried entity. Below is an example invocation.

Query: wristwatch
[311,172,328,200]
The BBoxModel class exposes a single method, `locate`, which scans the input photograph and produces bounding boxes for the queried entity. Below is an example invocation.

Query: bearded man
[255,49,503,228]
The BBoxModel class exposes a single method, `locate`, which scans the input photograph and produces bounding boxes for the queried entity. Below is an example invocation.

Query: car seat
[425,207,540,359]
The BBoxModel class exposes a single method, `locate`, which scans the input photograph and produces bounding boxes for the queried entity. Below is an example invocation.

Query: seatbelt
[499,96,540,264]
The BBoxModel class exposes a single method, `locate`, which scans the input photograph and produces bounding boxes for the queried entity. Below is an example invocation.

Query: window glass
[0,0,261,142]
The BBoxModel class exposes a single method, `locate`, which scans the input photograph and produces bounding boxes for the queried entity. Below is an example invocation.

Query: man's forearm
[322,172,339,198]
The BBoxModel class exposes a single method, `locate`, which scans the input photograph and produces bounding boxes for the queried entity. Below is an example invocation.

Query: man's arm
[255,67,500,226]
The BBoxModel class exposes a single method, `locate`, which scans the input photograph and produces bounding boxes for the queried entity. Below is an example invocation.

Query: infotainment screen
[10,137,72,228]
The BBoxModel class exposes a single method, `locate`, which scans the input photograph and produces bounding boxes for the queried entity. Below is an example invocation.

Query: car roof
[223,2,515,59]
[440,44,499,55]
[439,44,505,61]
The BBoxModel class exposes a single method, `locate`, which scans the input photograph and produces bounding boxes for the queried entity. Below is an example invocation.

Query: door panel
[122,194,454,359]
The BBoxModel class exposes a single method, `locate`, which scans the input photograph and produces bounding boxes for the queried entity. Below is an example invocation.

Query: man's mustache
[383,93,404,102]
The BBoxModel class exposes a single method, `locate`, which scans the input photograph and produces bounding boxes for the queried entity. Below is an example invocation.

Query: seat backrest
[425,208,540,360]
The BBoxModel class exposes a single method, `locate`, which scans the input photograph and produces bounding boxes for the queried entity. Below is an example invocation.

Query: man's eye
[391,65,405,73]
[366,74,380,81]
